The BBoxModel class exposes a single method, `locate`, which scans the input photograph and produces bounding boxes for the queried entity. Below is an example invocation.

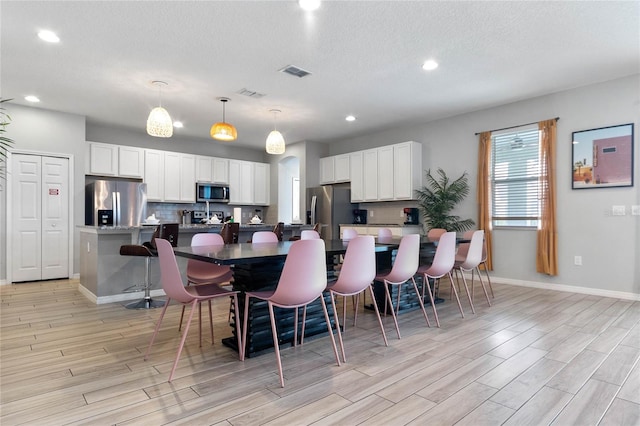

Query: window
[491,126,541,228]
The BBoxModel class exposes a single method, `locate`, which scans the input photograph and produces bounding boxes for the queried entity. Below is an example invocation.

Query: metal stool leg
[126,257,165,309]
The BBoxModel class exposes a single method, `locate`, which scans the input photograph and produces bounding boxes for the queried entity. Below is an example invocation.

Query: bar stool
[119,223,179,309]
[220,222,239,244]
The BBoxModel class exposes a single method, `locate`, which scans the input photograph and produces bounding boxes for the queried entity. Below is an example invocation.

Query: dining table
[173,235,468,357]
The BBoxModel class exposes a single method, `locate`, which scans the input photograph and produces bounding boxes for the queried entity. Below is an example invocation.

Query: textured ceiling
[2,1,638,151]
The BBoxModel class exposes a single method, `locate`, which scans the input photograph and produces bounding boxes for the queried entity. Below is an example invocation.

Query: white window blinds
[491,127,541,228]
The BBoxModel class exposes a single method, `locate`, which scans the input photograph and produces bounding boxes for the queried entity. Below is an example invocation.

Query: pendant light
[266,109,285,155]
[210,97,237,141]
[146,81,173,138]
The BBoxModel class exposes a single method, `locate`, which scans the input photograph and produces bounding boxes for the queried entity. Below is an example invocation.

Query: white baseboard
[77,283,167,305]
[491,275,640,301]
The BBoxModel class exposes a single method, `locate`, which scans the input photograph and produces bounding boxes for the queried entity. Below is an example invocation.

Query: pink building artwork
[592,135,632,185]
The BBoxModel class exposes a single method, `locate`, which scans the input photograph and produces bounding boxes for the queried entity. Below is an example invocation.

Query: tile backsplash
[355,201,421,226]
[147,202,268,224]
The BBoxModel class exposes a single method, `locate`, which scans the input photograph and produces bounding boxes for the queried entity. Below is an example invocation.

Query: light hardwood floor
[1,278,639,425]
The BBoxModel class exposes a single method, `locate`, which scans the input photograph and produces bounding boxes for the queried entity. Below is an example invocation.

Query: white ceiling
[2,1,638,151]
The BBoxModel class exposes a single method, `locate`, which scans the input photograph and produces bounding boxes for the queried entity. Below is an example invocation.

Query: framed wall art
[572,123,634,189]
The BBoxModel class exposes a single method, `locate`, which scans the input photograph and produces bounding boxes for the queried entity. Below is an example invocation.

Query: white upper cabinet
[144,149,165,201]
[196,156,229,184]
[319,154,350,184]
[363,149,378,201]
[320,157,335,184]
[350,152,364,202]
[117,146,144,178]
[229,160,269,206]
[87,142,118,176]
[87,142,144,178]
[377,145,394,200]
[393,141,422,200]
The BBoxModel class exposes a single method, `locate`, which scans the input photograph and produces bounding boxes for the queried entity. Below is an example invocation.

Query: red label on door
[49,188,59,195]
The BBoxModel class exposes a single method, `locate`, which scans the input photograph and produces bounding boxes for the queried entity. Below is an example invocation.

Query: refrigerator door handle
[310,195,317,225]
[114,191,120,227]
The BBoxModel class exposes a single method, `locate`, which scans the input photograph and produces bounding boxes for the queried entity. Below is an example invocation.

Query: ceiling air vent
[280,65,312,78]
[237,88,266,99]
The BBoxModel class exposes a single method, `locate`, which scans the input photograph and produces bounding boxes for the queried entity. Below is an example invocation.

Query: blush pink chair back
[301,230,320,240]
[342,228,358,241]
[427,228,447,241]
[187,233,232,284]
[383,233,420,283]
[458,230,484,271]
[377,228,393,239]
[251,231,279,243]
[157,239,196,304]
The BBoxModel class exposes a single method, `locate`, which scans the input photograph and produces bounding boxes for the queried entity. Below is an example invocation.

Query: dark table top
[173,239,394,265]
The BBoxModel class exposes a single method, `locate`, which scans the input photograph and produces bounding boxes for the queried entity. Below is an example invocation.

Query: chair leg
[342,295,347,332]
[330,291,347,363]
[395,284,401,315]
[449,270,466,318]
[168,299,198,382]
[423,274,440,328]
[481,262,495,298]
[410,277,430,327]
[368,285,389,346]
[476,267,492,306]
[198,302,202,347]
[242,294,251,361]
[231,294,243,361]
[208,300,214,345]
[458,269,476,314]
[144,297,171,361]
[319,295,342,368]
[383,282,402,339]
[300,306,308,345]
[267,302,286,388]
[353,293,360,327]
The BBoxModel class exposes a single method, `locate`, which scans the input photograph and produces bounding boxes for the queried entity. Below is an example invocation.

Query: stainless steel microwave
[196,183,230,203]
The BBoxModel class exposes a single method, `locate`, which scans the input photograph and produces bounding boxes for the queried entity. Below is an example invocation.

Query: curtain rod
[474,117,559,136]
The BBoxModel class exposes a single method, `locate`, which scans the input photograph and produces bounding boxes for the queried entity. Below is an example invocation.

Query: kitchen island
[78,223,311,304]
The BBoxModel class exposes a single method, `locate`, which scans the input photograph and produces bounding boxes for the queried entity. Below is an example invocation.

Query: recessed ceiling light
[422,59,439,71]
[38,30,60,43]
[298,0,321,11]
[173,121,183,128]
[345,115,356,122]
[25,95,40,102]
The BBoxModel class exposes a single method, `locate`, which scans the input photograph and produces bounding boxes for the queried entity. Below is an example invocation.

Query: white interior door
[11,154,69,282]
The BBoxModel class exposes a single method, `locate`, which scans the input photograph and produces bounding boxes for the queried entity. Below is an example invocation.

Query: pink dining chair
[453,230,490,312]
[375,233,429,339]
[456,230,494,300]
[301,229,320,240]
[342,228,358,241]
[327,236,387,362]
[377,228,393,241]
[427,228,447,242]
[416,231,457,327]
[251,231,279,243]
[178,233,233,345]
[144,239,242,382]
[241,239,341,387]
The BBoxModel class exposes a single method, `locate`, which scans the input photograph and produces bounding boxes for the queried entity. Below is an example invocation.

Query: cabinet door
[228,160,242,204]
[350,152,364,202]
[334,154,350,182]
[118,146,144,178]
[196,156,213,182]
[363,149,378,201]
[180,154,196,202]
[320,157,335,184]
[88,142,118,176]
[212,157,229,184]
[240,161,254,204]
[163,152,182,202]
[253,163,270,205]
[377,146,394,200]
[394,142,422,200]
[144,149,164,201]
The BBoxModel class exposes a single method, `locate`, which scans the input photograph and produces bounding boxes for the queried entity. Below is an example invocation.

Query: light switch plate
[612,205,626,216]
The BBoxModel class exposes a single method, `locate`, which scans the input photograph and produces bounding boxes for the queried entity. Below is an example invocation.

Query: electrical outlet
[574,255,582,266]
[400,209,405,217]
[87,242,91,253]
[370,211,374,217]
[612,205,626,216]
[632,205,640,216]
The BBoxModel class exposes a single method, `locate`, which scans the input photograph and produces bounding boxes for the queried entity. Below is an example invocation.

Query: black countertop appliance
[404,207,419,225]
[353,209,367,224]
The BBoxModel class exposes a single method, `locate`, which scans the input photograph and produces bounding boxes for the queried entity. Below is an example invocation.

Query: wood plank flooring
[1,279,639,425]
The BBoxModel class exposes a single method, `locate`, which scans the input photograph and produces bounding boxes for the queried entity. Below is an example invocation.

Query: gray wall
[327,74,640,296]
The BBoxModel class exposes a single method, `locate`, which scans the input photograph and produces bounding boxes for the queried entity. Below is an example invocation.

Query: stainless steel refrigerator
[85,180,148,226]
[307,185,355,240]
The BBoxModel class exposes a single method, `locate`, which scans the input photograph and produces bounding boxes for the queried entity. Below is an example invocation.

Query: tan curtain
[477,131,493,270]
[536,119,558,275]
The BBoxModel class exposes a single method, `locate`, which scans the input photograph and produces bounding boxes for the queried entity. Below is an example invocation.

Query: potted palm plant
[415,168,475,232]
[1,98,14,177]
